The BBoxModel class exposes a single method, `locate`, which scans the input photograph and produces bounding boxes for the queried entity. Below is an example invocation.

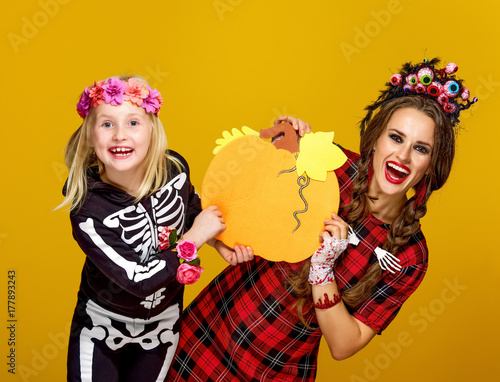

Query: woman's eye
[390,134,402,143]
[415,145,429,154]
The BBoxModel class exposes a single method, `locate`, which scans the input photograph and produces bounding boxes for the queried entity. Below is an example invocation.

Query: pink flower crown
[76,77,163,118]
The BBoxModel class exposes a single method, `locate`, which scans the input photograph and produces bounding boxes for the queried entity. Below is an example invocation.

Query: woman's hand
[214,240,254,266]
[273,116,312,137]
[320,214,349,242]
[182,206,226,247]
[309,214,350,286]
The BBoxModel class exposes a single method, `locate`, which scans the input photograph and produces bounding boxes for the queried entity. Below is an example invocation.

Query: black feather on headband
[359,58,477,136]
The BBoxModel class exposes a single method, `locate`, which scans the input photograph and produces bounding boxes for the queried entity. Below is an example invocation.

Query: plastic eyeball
[403,84,415,92]
[390,73,403,86]
[427,82,441,97]
[415,83,427,93]
[445,63,458,74]
[461,87,470,101]
[406,74,418,86]
[443,80,460,98]
[417,67,434,86]
[443,103,457,113]
[438,93,449,105]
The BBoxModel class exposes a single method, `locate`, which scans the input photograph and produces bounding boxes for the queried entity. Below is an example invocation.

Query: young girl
[167,58,477,381]
[58,75,249,382]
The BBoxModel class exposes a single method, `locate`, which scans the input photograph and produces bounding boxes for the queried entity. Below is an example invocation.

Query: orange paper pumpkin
[202,125,347,263]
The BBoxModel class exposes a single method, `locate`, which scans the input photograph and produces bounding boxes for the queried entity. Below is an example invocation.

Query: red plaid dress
[167,147,428,381]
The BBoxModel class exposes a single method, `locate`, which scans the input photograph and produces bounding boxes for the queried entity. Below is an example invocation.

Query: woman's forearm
[312,282,376,360]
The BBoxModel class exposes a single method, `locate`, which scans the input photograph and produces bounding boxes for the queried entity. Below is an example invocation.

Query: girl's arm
[180,205,226,250]
[310,214,376,360]
[71,206,225,299]
[72,215,183,298]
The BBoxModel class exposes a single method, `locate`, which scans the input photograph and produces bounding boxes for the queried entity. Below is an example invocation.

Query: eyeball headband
[360,58,477,136]
[76,77,163,118]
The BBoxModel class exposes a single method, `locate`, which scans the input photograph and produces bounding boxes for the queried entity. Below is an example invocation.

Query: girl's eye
[103,122,112,128]
[130,121,139,126]
[390,134,402,143]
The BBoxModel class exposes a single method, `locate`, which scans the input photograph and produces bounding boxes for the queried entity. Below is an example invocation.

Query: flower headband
[76,77,163,118]
[360,58,477,135]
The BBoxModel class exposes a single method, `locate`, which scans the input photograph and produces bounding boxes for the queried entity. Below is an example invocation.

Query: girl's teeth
[112,148,131,153]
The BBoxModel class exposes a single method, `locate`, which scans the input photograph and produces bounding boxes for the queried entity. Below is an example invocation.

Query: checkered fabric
[167,146,428,381]
[168,259,320,381]
[334,147,428,333]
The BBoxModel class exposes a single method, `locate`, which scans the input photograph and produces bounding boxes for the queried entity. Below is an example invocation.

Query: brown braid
[288,96,455,324]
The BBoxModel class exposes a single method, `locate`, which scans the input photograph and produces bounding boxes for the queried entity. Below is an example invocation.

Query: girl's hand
[273,116,312,137]
[214,240,254,266]
[183,206,226,247]
[320,214,349,242]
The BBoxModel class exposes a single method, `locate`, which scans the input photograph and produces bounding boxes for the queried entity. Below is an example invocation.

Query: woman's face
[370,107,435,200]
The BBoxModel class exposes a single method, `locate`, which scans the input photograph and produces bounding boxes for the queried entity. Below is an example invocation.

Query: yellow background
[1,0,499,381]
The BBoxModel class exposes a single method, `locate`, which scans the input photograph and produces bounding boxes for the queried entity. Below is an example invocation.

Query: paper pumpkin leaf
[202,126,346,263]
[296,132,348,181]
[213,126,259,154]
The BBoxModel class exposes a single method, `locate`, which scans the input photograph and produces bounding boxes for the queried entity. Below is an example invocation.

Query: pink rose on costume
[159,226,176,250]
[124,78,149,107]
[88,80,105,107]
[176,263,204,285]
[176,240,198,262]
[103,77,127,106]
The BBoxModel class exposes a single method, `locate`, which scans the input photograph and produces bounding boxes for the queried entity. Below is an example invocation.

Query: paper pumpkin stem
[277,166,297,178]
[259,123,300,153]
[292,174,311,233]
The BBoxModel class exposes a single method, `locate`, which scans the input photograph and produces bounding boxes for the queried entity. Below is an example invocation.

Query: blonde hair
[56,75,181,211]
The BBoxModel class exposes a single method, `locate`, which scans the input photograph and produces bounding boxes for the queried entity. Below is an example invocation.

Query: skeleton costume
[66,151,201,382]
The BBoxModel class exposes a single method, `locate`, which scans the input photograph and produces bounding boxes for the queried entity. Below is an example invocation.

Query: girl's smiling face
[370,107,435,200]
[90,102,152,190]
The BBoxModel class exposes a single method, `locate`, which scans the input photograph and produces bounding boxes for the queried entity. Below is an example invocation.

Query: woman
[167,58,476,381]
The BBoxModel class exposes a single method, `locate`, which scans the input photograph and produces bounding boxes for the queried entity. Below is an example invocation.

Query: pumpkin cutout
[202,123,347,263]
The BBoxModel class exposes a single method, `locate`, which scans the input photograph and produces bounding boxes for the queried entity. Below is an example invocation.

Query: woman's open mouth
[385,161,410,184]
